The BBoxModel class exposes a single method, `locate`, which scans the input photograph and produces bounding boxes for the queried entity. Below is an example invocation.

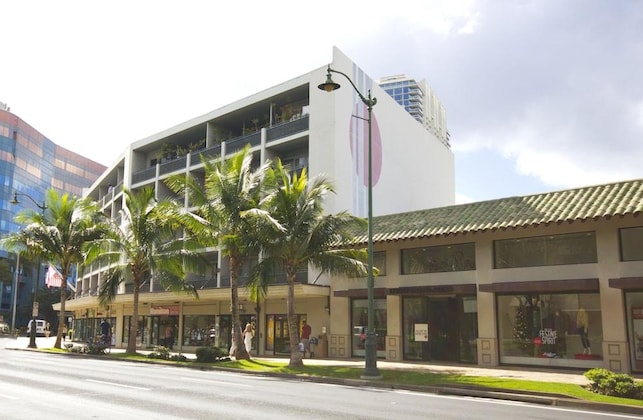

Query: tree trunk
[54,275,67,349]
[128,281,140,353]
[287,269,303,369]
[230,254,249,360]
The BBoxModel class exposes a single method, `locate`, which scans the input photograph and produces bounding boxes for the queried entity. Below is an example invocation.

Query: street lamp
[11,191,47,349]
[10,252,20,334]
[318,65,381,379]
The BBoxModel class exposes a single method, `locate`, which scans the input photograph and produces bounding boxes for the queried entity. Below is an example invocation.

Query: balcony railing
[191,143,222,163]
[130,115,310,184]
[159,156,187,176]
[266,114,309,142]
[226,132,261,155]
[132,167,156,184]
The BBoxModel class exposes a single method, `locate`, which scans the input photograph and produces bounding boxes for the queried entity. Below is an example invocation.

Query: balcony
[130,115,309,185]
[266,114,309,142]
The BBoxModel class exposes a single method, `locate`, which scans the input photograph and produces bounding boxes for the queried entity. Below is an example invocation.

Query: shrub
[196,346,229,363]
[85,339,107,355]
[169,353,188,362]
[584,368,643,399]
[147,345,171,360]
[147,345,188,361]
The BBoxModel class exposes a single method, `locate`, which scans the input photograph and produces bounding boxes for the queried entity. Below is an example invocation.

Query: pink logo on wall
[349,102,382,186]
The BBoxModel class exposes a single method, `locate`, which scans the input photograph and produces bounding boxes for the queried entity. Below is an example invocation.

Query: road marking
[179,377,252,388]
[85,379,151,390]
[0,393,19,400]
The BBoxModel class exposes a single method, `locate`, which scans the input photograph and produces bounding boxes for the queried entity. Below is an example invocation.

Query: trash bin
[316,333,328,358]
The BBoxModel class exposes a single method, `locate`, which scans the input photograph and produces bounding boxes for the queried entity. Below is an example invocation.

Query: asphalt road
[0,338,637,419]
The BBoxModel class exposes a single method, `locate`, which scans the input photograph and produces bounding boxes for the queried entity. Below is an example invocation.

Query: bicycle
[86,334,111,354]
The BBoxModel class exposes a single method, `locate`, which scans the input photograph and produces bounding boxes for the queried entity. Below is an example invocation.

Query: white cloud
[2,0,642,203]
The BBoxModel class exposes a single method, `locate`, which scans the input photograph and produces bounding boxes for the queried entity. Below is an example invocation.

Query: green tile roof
[349,179,643,245]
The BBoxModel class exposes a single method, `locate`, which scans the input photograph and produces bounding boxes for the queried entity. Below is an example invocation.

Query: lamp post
[318,65,381,379]
[10,252,20,334]
[11,191,47,349]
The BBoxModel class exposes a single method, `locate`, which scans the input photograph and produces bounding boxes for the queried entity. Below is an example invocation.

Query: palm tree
[250,160,368,368]
[3,189,109,349]
[166,145,272,360]
[86,186,205,353]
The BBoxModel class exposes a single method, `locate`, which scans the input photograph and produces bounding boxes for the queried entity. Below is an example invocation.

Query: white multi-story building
[378,74,449,147]
[63,47,455,354]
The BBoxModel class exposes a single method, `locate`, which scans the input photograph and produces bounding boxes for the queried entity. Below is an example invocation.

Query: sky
[2,0,642,204]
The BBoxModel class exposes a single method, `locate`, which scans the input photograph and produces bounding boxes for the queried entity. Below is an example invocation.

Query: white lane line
[85,379,151,390]
[179,377,252,388]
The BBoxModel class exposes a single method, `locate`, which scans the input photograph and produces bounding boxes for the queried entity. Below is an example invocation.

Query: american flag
[45,264,63,288]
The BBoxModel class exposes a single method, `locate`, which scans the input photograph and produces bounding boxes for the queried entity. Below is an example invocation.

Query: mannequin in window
[577,308,591,354]
[553,310,569,357]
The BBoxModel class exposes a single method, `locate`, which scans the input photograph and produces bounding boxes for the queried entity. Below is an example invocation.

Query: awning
[387,284,477,295]
[333,288,388,298]
[478,278,599,294]
[609,277,643,290]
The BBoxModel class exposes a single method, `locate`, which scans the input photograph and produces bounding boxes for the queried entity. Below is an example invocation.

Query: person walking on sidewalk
[243,323,254,355]
[301,320,311,357]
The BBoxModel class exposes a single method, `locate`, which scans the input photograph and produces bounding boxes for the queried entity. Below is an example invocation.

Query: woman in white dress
[243,323,254,355]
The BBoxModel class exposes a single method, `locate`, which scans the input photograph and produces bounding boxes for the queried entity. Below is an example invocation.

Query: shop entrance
[403,295,478,363]
[265,314,305,355]
[427,297,459,361]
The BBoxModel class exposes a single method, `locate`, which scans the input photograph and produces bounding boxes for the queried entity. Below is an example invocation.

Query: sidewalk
[4,336,642,415]
[0,335,591,386]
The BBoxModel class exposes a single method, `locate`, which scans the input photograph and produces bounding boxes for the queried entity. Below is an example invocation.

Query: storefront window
[123,316,145,347]
[351,299,386,358]
[183,315,216,347]
[625,292,643,372]
[497,293,603,368]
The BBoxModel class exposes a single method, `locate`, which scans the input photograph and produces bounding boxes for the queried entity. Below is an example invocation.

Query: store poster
[633,307,643,361]
[414,323,429,342]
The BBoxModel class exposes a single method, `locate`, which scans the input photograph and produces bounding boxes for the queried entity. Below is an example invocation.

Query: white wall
[309,47,455,218]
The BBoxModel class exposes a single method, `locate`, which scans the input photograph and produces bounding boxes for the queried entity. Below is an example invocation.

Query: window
[373,251,386,276]
[494,232,597,269]
[183,315,216,346]
[351,298,386,358]
[497,293,602,366]
[401,243,475,274]
[620,227,643,261]
[348,251,385,278]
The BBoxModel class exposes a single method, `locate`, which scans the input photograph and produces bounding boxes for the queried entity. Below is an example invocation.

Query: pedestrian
[301,320,311,357]
[164,324,174,350]
[100,319,111,341]
[208,325,216,346]
[243,323,253,355]
[62,324,68,341]
[45,322,50,338]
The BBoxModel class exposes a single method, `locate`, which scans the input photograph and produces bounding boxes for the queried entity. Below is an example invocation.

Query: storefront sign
[538,328,557,345]
[150,305,179,315]
[414,323,429,342]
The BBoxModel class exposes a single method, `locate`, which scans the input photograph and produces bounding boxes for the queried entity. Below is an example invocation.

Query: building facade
[62,47,455,354]
[51,47,643,374]
[0,104,106,330]
[378,74,449,147]
[330,179,643,373]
